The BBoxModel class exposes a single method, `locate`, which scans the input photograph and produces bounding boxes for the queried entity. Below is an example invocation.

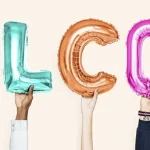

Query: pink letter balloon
[126,20,150,98]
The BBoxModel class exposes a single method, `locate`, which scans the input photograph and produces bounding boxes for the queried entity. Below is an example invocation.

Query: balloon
[58,19,118,97]
[4,21,52,93]
[126,20,150,98]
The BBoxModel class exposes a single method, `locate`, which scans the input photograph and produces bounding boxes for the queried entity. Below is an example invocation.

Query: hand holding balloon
[81,89,99,115]
[140,97,150,112]
[15,85,34,109]
[15,85,34,120]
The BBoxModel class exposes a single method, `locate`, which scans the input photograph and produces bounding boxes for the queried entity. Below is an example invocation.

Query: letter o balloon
[58,19,119,97]
[126,20,150,98]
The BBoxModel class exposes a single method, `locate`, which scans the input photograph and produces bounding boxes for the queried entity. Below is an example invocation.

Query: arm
[81,89,99,150]
[135,97,150,150]
[10,86,34,150]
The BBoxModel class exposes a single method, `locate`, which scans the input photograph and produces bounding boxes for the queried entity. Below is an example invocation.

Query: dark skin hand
[15,85,34,120]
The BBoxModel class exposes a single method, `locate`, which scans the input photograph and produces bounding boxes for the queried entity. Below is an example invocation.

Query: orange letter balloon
[58,19,118,97]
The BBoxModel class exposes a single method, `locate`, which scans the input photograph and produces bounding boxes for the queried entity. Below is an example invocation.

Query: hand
[15,85,34,120]
[15,85,34,109]
[140,96,150,112]
[81,89,99,115]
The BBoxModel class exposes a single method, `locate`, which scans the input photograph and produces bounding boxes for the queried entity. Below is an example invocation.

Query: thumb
[93,88,99,101]
[28,85,34,95]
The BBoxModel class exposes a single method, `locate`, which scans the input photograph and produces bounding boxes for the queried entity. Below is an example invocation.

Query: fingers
[141,96,150,101]
[88,89,99,110]
[28,85,34,95]
[90,89,99,106]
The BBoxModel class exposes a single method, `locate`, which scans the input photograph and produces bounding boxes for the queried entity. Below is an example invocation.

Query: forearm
[10,108,29,150]
[81,113,93,150]
[10,120,28,150]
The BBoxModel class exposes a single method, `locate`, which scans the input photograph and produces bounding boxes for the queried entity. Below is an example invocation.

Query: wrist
[16,108,29,120]
[82,112,93,118]
[140,107,150,112]
[138,110,150,121]
[140,116,150,121]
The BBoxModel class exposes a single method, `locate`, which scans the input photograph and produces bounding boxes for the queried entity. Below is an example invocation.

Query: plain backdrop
[0,0,150,150]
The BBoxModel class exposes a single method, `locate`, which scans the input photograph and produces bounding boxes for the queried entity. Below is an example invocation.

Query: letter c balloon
[58,19,119,97]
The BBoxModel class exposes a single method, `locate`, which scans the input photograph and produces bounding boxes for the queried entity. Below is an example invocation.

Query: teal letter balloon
[4,21,52,93]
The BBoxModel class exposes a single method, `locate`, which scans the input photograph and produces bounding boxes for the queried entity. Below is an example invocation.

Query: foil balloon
[126,20,150,98]
[4,21,52,93]
[58,19,118,97]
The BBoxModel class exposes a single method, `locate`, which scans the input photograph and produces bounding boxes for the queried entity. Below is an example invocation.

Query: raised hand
[15,85,34,120]
[81,89,99,115]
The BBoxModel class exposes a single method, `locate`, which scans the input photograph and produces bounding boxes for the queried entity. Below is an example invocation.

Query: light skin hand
[140,96,150,120]
[81,89,99,116]
[140,97,150,112]
[15,85,34,120]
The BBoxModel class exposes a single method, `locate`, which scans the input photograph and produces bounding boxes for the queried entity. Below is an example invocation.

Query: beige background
[0,0,150,150]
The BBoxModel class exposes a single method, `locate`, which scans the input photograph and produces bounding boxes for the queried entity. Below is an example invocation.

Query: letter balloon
[4,21,52,93]
[58,19,118,97]
[126,20,150,98]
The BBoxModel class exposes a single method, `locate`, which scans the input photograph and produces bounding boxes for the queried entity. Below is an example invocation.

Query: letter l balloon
[4,21,52,93]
